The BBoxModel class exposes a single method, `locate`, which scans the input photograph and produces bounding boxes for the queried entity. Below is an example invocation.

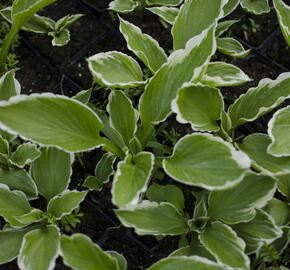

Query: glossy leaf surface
[241,0,270,15]
[9,143,40,168]
[12,0,56,28]
[47,190,87,219]
[268,106,290,156]
[172,0,223,50]
[233,209,282,254]
[147,256,224,270]
[115,201,188,235]
[172,83,223,132]
[140,26,216,126]
[107,90,138,147]
[60,234,120,270]
[0,70,20,101]
[163,133,250,190]
[274,0,290,46]
[200,221,249,269]
[217,37,251,58]
[88,51,144,88]
[0,94,104,152]
[119,17,167,73]
[18,225,59,270]
[146,183,184,211]
[112,151,154,207]
[30,147,72,202]
[201,62,250,87]
[239,134,290,175]
[208,173,276,224]
[229,72,290,130]
[147,7,179,24]
[0,185,31,226]
[0,168,37,199]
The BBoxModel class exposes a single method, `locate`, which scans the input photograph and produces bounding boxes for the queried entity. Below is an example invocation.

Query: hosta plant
[0,0,82,74]
[0,7,83,47]
[0,145,128,270]
[0,0,289,269]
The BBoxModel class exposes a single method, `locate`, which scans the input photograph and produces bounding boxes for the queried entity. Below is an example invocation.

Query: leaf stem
[101,137,125,159]
[139,123,155,148]
[0,24,19,75]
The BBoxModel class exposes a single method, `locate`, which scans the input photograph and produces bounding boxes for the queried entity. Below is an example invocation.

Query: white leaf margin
[0,93,105,154]
[119,16,167,73]
[267,105,290,157]
[112,151,154,207]
[228,72,290,130]
[87,51,145,88]
[162,133,251,190]
[171,82,224,132]
[17,224,60,270]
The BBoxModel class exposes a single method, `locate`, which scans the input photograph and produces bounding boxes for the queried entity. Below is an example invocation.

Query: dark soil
[2,0,290,269]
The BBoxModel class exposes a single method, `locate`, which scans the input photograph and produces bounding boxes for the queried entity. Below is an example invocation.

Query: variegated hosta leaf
[274,0,290,47]
[163,133,250,190]
[140,26,216,126]
[14,209,44,225]
[47,190,87,219]
[72,89,92,104]
[109,0,138,13]
[217,37,251,58]
[241,0,270,15]
[18,225,59,270]
[0,7,55,33]
[239,134,290,175]
[146,183,185,211]
[88,51,144,89]
[9,143,40,168]
[12,0,56,28]
[172,0,224,50]
[0,70,20,101]
[107,90,138,147]
[146,7,179,25]
[60,234,120,270]
[223,0,240,17]
[276,174,290,200]
[115,201,189,235]
[268,106,290,156]
[172,83,224,132]
[0,168,38,199]
[0,223,41,264]
[263,198,290,226]
[0,184,32,227]
[169,241,215,261]
[30,147,73,202]
[0,136,8,154]
[261,226,290,256]
[83,153,116,191]
[119,17,167,73]
[208,172,276,224]
[0,94,104,152]
[232,209,283,254]
[106,251,127,270]
[97,111,125,149]
[0,129,16,143]
[200,221,250,269]
[147,256,224,270]
[228,72,290,130]
[112,151,154,207]
[49,29,70,46]
[201,62,251,87]
[146,0,183,6]
[216,20,239,37]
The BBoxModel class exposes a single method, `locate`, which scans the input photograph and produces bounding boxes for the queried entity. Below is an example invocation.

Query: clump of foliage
[0,0,289,269]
